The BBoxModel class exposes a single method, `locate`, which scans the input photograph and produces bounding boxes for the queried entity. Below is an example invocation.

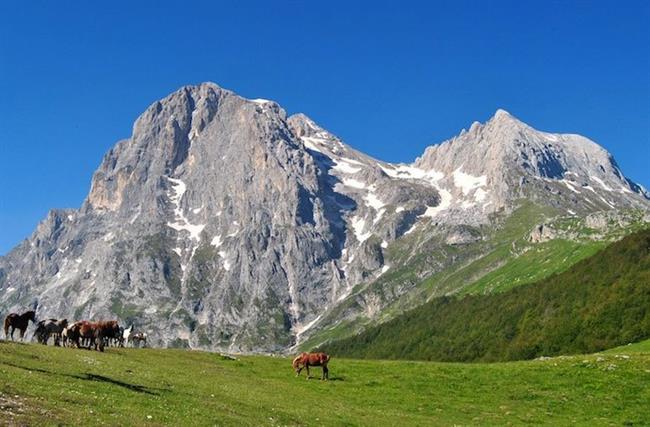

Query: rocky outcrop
[528,224,557,243]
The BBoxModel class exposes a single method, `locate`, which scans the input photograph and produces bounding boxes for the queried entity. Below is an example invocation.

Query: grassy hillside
[1,341,649,426]
[320,229,650,362]
[299,206,647,351]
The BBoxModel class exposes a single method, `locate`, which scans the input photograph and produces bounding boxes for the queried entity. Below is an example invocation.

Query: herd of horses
[3,310,147,352]
[4,310,331,379]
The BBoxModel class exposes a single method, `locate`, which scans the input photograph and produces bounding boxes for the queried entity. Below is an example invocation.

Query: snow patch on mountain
[333,158,363,174]
[341,178,367,189]
[591,176,613,192]
[453,169,487,195]
[351,216,371,243]
[167,177,206,241]
[422,187,453,218]
[210,235,223,248]
[380,164,444,184]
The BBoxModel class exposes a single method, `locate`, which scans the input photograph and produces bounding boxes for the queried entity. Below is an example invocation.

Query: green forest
[320,229,650,362]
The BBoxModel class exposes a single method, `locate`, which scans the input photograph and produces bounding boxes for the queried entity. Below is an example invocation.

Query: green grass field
[1,341,648,426]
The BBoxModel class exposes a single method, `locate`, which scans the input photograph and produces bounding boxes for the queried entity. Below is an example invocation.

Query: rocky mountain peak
[1,84,648,354]
[490,108,522,124]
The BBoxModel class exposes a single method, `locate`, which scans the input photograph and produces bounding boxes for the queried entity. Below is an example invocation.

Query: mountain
[319,228,650,361]
[0,82,648,352]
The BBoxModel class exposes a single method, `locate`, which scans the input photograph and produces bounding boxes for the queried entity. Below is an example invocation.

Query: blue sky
[1,1,649,254]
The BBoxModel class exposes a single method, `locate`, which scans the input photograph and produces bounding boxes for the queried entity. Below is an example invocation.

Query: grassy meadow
[1,340,648,426]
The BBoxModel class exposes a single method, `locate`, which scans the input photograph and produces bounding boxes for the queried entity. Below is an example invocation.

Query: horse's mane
[292,354,305,369]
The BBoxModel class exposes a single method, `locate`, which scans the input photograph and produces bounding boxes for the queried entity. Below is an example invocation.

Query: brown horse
[67,321,95,349]
[93,321,121,352]
[4,310,37,341]
[69,320,120,352]
[292,352,330,380]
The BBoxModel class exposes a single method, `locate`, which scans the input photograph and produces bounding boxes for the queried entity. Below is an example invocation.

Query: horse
[61,325,71,347]
[92,320,121,352]
[34,319,68,346]
[66,320,95,349]
[3,310,37,341]
[131,332,147,348]
[122,324,134,347]
[67,320,120,352]
[292,352,330,380]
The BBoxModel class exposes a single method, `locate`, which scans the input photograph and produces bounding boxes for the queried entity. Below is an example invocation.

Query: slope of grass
[300,203,644,351]
[1,342,648,426]
[299,202,557,350]
[462,238,605,294]
[320,229,650,362]
[604,338,650,354]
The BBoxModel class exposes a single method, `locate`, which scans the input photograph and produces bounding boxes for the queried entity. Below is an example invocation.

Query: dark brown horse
[4,310,37,341]
[93,321,121,352]
[292,352,330,380]
[34,318,68,345]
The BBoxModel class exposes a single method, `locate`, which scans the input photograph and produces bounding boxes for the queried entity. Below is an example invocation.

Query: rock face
[0,83,648,352]
[528,224,557,243]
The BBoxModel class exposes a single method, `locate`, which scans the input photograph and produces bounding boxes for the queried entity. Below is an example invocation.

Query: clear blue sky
[1,1,649,254]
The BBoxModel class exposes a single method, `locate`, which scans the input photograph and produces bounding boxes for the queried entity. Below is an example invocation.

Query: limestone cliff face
[1,84,647,352]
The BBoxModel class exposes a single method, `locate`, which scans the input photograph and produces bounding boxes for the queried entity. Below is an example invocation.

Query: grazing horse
[122,324,134,347]
[3,310,37,341]
[34,319,68,345]
[292,352,330,380]
[131,332,147,348]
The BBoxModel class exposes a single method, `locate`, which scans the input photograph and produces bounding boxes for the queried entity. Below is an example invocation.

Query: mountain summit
[1,83,647,351]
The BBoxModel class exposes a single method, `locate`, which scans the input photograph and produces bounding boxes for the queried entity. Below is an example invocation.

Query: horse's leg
[305,364,311,380]
[19,328,25,341]
[322,365,329,381]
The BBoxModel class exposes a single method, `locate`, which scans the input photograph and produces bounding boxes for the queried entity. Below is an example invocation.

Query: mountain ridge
[1,82,648,352]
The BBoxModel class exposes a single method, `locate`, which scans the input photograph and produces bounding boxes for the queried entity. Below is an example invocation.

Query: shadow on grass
[73,373,159,395]
[2,361,164,395]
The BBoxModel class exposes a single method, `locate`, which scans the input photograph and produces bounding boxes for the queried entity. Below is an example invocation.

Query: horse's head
[26,310,37,323]
[292,354,304,372]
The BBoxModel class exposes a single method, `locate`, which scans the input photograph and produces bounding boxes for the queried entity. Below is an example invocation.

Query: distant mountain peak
[485,108,529,130]
[493,108,513,120]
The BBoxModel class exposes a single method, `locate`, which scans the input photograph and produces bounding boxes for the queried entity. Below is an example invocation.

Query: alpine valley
[1,82,648,353]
